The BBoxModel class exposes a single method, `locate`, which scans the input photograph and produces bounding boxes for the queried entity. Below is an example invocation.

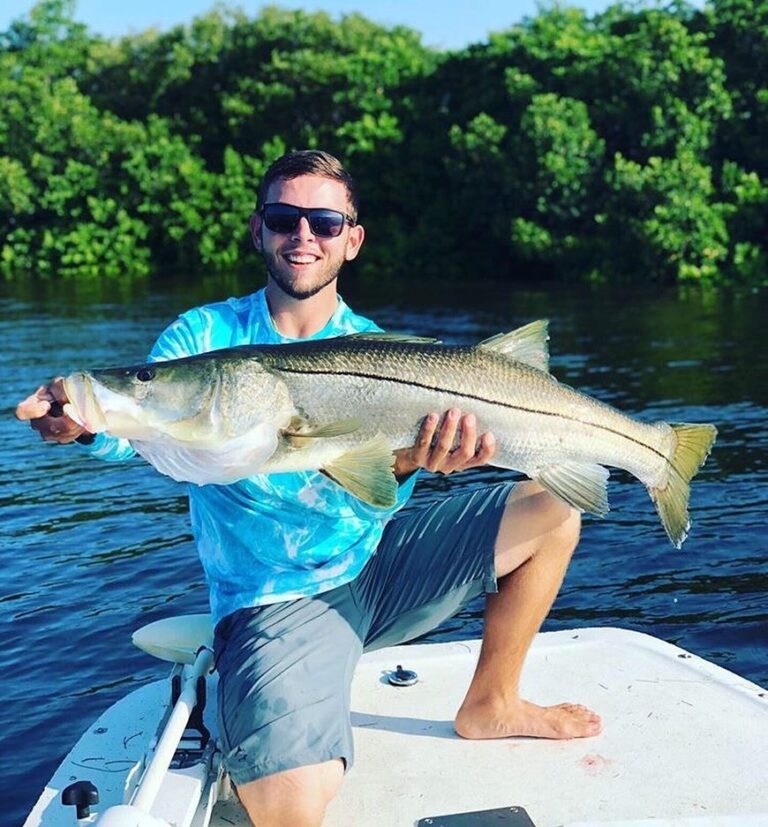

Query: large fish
[62,321,716,547]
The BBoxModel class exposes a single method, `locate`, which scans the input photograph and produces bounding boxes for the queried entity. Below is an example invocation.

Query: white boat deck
[27,628,768,826]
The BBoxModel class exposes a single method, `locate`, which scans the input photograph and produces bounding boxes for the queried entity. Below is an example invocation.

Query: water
[2,276,766,825]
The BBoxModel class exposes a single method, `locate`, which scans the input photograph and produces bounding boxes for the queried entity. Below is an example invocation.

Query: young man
[16,150,600,827]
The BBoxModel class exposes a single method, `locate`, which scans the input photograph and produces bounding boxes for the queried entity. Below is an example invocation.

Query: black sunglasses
[260,202,356,238]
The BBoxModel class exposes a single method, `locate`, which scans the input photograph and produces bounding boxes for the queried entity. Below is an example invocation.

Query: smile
[284,253,319,265]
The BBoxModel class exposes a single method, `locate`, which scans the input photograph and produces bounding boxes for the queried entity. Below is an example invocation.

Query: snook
[63,321,716,548]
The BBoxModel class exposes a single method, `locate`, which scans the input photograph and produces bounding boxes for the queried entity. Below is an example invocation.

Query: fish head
[63,356,235,444]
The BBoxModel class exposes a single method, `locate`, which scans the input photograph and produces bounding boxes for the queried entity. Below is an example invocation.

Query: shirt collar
[256,288,349,343]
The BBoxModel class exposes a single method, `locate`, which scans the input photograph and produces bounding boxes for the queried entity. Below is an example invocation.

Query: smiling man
[253,162,365,335]
[17,150,600,827]
[256,177,362,296]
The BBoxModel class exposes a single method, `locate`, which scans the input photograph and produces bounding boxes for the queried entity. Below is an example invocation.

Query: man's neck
[265,281,339,339]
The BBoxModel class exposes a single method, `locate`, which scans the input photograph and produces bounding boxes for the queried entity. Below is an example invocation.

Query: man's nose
[291,216,315,241]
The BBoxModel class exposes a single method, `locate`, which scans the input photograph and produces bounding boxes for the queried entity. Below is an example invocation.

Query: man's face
[251,175,365,301]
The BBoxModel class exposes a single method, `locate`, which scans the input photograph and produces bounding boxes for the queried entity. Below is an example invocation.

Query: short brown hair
[257,150,359,220]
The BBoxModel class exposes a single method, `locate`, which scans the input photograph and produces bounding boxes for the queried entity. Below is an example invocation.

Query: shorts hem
[483,553,499,595]
[226,743,353,787]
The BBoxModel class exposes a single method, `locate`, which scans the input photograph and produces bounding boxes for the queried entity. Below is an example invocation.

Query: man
[17,150,600,827]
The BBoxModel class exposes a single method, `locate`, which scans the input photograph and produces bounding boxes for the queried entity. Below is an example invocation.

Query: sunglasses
[260,202,356,238]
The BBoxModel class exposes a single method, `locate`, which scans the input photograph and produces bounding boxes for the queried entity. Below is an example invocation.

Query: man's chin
[268,270,339,301]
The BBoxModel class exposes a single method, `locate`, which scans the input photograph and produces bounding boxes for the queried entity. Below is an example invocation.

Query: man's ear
[344,223,365,262]
[249,212,262,251]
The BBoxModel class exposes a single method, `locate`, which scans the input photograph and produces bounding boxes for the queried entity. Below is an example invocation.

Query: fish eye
[136,367,155,382]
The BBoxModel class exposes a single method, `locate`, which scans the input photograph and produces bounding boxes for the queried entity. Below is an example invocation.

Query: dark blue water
[2,276,766,825]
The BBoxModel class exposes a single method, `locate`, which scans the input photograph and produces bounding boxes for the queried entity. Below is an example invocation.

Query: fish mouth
[63,372,109,433]
[63,369,214,442]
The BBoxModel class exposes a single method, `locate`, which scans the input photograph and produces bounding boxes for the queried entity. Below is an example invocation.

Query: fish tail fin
[650,423,717,548]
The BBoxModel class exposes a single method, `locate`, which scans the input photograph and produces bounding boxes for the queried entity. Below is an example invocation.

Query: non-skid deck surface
[216,628,768,826]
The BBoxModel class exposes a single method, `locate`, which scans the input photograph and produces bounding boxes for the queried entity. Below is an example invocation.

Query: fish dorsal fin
[342,332,442,345]
[478,320,550,372]
[283,417,362,444]
[323,433,397,508]
[536,461,610,516]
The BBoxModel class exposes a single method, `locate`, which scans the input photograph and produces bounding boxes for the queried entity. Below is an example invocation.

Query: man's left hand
[393,408,496,477]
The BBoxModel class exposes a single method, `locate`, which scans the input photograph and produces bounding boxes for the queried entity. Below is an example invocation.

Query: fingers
[15,378,68,421]
[425,410,496,475]
[29,412,84,443]
[16,378,83,443]
[473,431,497,467]
[393,412,439,476]
[399,409,496,476]
[410,412,439,469]
[15,385,54,421]
[452,412,480,469]
[426,408,461,472]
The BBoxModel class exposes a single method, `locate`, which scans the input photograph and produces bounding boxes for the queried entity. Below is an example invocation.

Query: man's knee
[496,480,581,569]
[236,759,344,827]
[511,480,581,548]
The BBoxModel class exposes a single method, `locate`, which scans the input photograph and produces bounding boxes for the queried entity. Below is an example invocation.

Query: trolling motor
[94,615,220,826]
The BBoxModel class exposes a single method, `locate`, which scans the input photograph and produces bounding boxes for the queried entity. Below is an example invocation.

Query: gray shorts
[214,482,514,786]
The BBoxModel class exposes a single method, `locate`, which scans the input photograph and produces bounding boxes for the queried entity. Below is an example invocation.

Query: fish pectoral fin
[323,434,397,508]
[537,462,610,516]
[283,417,363,445]
[478,320,550,372]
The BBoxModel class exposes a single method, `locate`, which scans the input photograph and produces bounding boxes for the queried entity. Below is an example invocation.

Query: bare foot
[455,698,602,740]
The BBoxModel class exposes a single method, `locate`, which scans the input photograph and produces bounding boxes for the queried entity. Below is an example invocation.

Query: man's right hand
[15,378,90,444]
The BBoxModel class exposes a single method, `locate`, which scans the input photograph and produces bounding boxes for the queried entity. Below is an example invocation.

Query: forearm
[75,431,136,462]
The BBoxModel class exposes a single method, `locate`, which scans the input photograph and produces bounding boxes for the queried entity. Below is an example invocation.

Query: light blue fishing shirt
[80,289,418,625]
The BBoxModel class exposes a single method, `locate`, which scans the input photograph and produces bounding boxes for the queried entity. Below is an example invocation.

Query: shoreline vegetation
[1,0,766,285]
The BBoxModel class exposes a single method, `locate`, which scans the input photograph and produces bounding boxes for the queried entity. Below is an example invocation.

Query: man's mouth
[283,252,320,266]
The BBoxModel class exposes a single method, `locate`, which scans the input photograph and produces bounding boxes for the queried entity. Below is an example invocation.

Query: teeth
[286,254,317,264]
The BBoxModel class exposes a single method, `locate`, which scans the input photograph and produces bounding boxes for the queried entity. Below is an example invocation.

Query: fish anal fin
[536,461,609,516]
[479,320,550,372]
[323,433,397,508]
[283,416,362,445]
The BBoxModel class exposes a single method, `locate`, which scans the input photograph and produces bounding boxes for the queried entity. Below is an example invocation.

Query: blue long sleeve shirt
[81,289,418,625]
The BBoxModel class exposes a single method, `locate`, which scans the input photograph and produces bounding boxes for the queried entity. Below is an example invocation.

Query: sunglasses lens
[308,210,345,237]
[262,204,347,237]
[262,205,300,234]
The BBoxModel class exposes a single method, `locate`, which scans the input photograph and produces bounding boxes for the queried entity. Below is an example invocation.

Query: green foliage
[705,0,768,174]
[0,47,153,278]
[511,93,605,271]
[719,161,768,281]
[607,149,731,283]
[1,0,767,284]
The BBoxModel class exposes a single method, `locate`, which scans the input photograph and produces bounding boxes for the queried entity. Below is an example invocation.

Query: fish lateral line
[273,365,670,463]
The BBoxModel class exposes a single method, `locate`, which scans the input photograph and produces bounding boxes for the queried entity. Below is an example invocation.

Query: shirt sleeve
[75,310,206,461]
